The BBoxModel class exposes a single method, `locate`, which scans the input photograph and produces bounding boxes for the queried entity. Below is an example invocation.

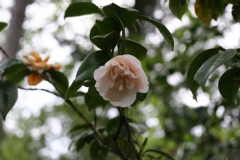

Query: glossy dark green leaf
[6,69,30,84]
[75,50,112,81]
[46,70,69,93]
[64,2,102,18]
[90,141,108,160]
[91,32,120,50]
[218,67,239,106]
[125,39,147,60]
[187,48,219,100]
[232,5,240,22]
[84,86,107,111]
[103,3,140,27]
[95,17,120,34]
[90,18,120,50]
[1,58,30,83]
[194,49,236,91]
[0,81,18,120]
[169,0,187,19]
[66,50,112,99]
[138,15,174,50]
[83,79,96,87]
[0,22,7,32]
[136,92,148,102]
[1,58,28,76]
[65,80,84,100]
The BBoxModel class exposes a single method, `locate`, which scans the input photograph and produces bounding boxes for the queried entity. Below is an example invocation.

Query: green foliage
[84,86,107,111]
[194,49,236,91]
[218,67,239,105]
[125,39,147,60]
[65,80,84,100]
[102,3,140,27]
[187,48,219,99]
[64,2,102,18]
[232,5,240,22]
[194,0,225,27]
[138,15,174,50]
[169,0,188,19]
[0,22,7,32]
[0,81,18,120]
[91,31,120,51]
[3,1,240,160]
[90,141,108,160]
[0,58,30,83]
[47,70,69,93]
[66,50,112,99]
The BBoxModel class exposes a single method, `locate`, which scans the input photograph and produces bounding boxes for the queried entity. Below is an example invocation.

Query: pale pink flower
[94,55,149,107]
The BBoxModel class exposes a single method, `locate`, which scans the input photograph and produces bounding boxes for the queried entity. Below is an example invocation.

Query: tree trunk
[3,0,30,58]
[0,0,30,142]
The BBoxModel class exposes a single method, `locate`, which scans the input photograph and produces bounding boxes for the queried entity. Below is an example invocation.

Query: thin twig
[0,46,9,58]
[18,86,62,98]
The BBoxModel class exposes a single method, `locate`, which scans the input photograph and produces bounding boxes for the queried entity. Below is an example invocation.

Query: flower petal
[111,93,136,107]
[27,73,44,86]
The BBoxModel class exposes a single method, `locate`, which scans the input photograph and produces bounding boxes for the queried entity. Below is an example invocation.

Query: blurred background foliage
[0,0,240,159]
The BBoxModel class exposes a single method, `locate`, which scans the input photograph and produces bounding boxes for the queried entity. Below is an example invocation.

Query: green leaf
[64,2,102,19]
[117,137,137,160]
[195,0,213,27]
[69,124,89,133]
[169,0,188,19]
[0,81,18,120]
[91,31,120,50]
[95,17,121,34]
[195,0,225,23]
[1,58,30,83]
[232,5,240,22]
[1,58,28,75]
[187,48,219,100]
[66,50,112,99]
[125,39,147,60]
[103,3,140,27]
[46,70,69,93]
[0,22,7,32]
[218,67,239,106]
[91,18,121,50]
[75,50,112,81]
[90,141,108,160]
[138,15,174,50]
[194,49,236,91]
[65,80,83,100]
[144,149,175,160]
[84,86,107,111]
[76,133,95,151]
[136,92,148,102]
[106,117,119,134]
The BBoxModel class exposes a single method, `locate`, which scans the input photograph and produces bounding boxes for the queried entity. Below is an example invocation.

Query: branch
[118,108,142,160]
[0,46,10,58]
[18,86,62,98]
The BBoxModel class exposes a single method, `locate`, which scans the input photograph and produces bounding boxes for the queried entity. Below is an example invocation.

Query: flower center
[110,61,135,91]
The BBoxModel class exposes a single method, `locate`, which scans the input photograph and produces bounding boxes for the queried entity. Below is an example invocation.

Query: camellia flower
[94,54,149,107]
[23,51,61,86]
